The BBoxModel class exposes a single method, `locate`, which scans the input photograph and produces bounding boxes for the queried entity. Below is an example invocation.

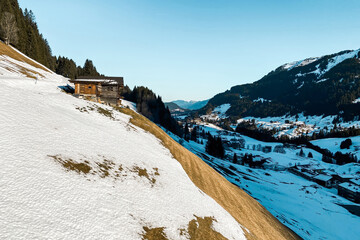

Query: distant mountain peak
[171,99,209,110]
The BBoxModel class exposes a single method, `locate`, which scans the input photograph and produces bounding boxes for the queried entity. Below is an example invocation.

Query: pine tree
[184,123,190,141]
[190,126,197,141]
[299,148,305,157]
[79,59,100,76]
[233,153,238,164]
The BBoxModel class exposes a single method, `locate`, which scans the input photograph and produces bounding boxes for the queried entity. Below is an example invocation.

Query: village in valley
[168,108,360,204]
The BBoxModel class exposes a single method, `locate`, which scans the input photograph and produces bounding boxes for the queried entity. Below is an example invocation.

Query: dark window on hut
[88,86,92,89]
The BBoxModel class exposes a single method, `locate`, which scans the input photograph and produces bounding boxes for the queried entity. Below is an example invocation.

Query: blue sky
[18,0,360,101]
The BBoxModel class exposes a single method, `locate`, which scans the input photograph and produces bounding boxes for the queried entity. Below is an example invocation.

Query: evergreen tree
[299,148,305,157]
[123,86,183,137]
[308,152,313,158]
[190,126,197,141]
[205,134,225,159]
[79,59,100,76]
[233,153,238,164]
[184,123,190,141]
[340,138,352,149]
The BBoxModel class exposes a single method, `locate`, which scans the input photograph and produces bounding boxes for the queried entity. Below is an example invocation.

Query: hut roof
[70,76,124,85]
[313,174,332,182]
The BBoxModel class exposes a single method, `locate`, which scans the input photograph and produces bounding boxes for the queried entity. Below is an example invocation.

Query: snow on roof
[309,165,325,171]
[339,182,360,193]
[302,171,315,178]
[313,174,332,182]
[71,79,118,83]
[71,76,124,85]
[350,178,360,186]
[338,174,355,179]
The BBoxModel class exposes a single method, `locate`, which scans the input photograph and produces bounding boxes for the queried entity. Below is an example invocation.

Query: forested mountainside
[203,49,360,120]
[0,0,101,78]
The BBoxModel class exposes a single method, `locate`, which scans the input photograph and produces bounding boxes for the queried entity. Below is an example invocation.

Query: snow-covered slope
[312,136,360,160]
[0,43,300,240]
[0,44,246,240]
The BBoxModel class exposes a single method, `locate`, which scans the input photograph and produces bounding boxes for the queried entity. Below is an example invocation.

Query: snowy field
[312,136,360,160]
[201,103,231,121]
[0,52,247,239]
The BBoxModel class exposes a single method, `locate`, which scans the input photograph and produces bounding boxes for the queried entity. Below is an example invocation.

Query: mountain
[165,102,187,111]
[172,99,209,110]
[203,49,360,121]
[0,41,300,240]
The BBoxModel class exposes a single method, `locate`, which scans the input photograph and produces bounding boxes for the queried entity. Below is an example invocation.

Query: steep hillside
[204,49,360,120]
[0,45,300,239]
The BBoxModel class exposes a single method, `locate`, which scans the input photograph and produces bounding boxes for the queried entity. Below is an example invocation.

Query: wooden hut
[70,76,124,105]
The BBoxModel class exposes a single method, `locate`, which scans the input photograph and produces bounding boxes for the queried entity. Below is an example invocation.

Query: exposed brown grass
[187,216,227,240]
[131,166,158,186]
[96,159,115,178]
[0,41,50,75]
[115,106,301,240]
[49,155,92,174]
[97,107,114,120]
[141,226,168,240]
[141,216,226,240]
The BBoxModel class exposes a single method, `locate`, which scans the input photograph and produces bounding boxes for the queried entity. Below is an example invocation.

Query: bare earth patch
[131,166,160,186]
[97,107,114,119]
[187,216,227,240]
[141,216,226,240]
[141,226,168,240]
[49,155,159,186]
[49,155,91,174]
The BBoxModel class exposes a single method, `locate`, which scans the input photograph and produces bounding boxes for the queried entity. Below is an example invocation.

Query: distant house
[288,165,315,181]
[338,182,360,203]
[332,174,354,185]
[70,76,124,105]
[308,165,326,174]
[261,146,272,153]
[313,174,333,188]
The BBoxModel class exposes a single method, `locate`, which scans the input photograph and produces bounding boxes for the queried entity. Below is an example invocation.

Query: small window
[88,86,92,89]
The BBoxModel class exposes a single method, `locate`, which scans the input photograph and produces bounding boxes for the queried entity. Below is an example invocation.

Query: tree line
[0,0,100,78]
[122,86,183,137]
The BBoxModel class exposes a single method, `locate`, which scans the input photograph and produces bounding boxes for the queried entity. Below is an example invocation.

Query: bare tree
[0,12,18,45]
